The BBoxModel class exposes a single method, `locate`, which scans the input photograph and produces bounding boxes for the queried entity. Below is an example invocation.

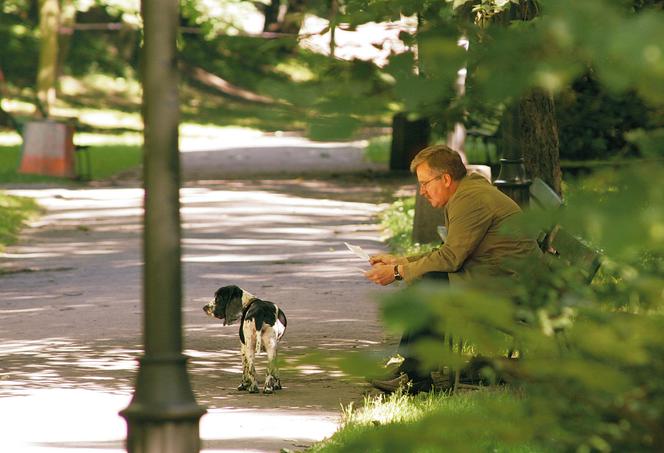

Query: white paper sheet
[344,242,370,261]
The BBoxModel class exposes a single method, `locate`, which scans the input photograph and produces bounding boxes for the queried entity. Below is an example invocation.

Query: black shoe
[408,377,434,394]
[370,373,410,393]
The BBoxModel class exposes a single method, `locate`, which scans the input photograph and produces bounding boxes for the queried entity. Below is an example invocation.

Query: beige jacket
[401,173,539,284]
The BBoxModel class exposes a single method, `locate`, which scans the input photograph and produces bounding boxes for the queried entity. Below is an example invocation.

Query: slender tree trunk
[56,0,76,93]
[37,0,60,116]
[501,89,561,194]
[262,0,281,32]
[329,0,337,58]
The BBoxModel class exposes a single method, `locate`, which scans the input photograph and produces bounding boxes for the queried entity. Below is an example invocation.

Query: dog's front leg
[263,330,281,394]
[237,343,252,391]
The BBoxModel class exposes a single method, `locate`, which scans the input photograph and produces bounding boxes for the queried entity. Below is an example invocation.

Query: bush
[327,164,664,453]
[372,165,664,452]
[0,191,41,249]
[555,73,658,160]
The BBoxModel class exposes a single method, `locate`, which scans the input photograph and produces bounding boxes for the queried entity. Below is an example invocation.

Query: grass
[0,145,68,184]
[0,144,142,183]
[0,191,42,250]
[364,135,391,165]
[84,144,142,180]
[309,388,545,453]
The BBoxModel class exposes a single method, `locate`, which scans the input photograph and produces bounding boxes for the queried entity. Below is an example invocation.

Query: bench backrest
[529,178,602,284]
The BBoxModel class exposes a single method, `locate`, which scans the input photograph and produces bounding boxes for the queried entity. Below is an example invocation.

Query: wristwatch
[393,265,403,281]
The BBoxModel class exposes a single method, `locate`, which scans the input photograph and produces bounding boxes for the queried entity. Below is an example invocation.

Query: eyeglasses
[418,173,444,191]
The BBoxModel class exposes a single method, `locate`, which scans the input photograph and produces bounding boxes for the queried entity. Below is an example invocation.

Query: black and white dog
[203,285,287,394]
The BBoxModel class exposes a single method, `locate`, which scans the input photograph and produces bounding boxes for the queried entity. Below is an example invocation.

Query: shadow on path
[0,176,413,452]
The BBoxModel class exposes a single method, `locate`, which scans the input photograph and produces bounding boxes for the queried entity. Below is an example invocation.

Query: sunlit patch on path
[0,175,407,452]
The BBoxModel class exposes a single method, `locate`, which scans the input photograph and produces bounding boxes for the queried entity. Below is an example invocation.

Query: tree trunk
[37,0,60,116]
[501,89,561,195]
[56,0,76,92]
[412,192,444,244]
[389,113,430,171]
[262,0,282,33]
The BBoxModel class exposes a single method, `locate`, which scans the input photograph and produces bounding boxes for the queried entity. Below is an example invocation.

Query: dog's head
[203,285,246,325]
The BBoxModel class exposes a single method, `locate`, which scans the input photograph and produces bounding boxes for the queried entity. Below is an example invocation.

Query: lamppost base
[124,420,203,453]
[121,354,206,453]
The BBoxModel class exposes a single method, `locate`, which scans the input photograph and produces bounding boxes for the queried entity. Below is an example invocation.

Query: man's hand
[369,254,399,265]
[365,263,397,286]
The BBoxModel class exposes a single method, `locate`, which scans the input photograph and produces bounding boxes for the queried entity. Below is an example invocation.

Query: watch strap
[393,264,403,281]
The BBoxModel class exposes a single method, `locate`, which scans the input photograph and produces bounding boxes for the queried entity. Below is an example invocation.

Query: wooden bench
[529,177,602,284]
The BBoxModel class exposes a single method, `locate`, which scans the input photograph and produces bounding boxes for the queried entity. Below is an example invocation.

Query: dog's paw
[248,383,259,393]
[264,376,281,393]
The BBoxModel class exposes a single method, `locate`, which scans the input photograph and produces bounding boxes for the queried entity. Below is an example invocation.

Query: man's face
[416,162,453,208]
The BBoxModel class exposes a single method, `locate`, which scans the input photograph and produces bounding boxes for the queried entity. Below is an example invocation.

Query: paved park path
[0,134,413,452]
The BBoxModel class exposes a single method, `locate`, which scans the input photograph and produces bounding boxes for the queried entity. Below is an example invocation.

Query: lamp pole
[120,0,206,451]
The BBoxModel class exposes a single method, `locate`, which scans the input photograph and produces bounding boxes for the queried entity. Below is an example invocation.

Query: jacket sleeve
[401,192,493,282]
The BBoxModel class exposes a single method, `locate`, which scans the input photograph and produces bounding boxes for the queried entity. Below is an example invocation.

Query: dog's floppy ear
[215,285,241,302]
[216,285,244,325]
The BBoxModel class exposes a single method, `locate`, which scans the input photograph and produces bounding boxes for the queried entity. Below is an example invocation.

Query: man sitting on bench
[365,144,540,393]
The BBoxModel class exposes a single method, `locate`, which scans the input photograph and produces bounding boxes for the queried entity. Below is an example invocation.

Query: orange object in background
[19,120,76,178]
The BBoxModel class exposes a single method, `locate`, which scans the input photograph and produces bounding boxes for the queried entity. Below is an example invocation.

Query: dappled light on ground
[0,180,395,452]
[0,338,139,397]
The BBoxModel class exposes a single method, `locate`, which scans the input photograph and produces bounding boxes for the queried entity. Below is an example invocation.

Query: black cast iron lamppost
[120,0,206,451]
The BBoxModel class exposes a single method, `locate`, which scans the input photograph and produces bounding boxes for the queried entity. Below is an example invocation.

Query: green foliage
[312,388,547,453]
[363,135,391,164]
[0,191,41,249]
[555,73,660,160]
[358,165,664,452]
[0,2,39,87]
[380,196,438,256]
[464,134,498,164]
[3,0,664,151]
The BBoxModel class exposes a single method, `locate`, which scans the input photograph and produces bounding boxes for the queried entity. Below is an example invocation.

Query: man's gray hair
[409,145,467,181]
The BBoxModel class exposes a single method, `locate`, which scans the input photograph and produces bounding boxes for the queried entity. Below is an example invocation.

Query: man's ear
[442,173,453,187]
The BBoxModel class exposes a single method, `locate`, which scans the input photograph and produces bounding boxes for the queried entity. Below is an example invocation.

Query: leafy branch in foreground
[371,165,664,452]
[312,164,663,453]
